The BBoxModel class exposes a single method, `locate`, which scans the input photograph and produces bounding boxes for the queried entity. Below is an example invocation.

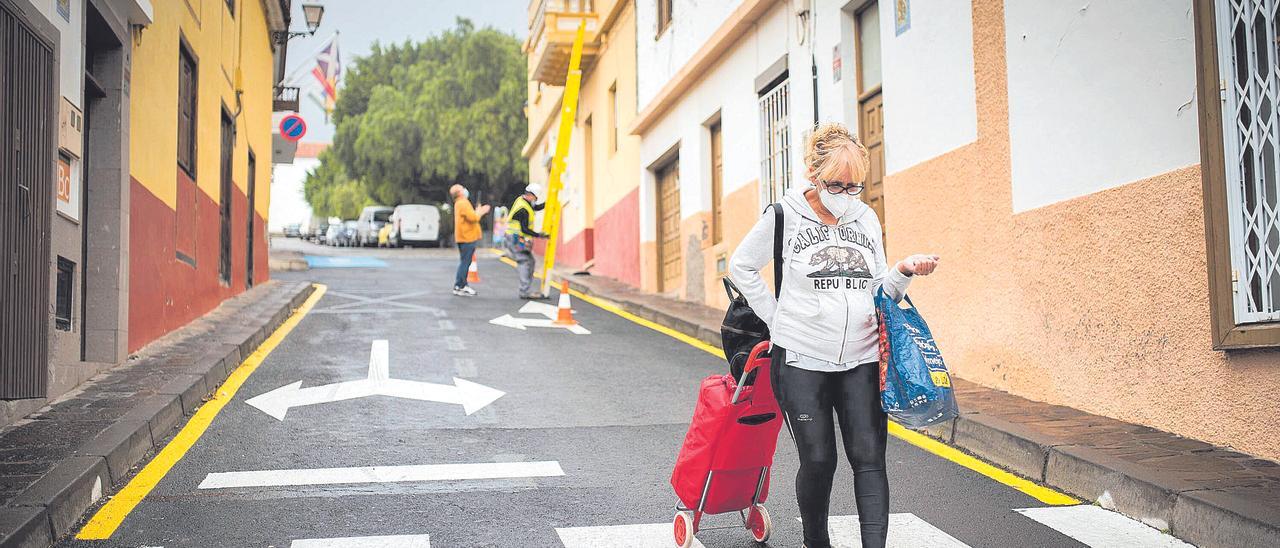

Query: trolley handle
[730,341,772,405]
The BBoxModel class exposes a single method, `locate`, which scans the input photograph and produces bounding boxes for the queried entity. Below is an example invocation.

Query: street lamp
[301,3,325,34]
[273,2,326,44]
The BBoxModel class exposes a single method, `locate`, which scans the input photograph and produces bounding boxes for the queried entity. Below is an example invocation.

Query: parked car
[325,223,345,246]
[312,220,330,244]
[283,223,302,238]
[388,204,442,247]
[341,220,360,247]
[357,206,394,247]
[377,223,395,247]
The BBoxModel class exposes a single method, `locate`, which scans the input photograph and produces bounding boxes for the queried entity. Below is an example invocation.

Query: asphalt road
[59,241,1186,547]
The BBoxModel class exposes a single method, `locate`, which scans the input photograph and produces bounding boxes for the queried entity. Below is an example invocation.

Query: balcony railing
[527,0,600,85]
[273,85,301,112]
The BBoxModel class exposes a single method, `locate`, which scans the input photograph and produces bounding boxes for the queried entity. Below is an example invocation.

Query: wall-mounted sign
[895,0,911,36]
[279,114,307,141]
[56,154,81,222]
[56,0,70,22]
[832,44,842,83]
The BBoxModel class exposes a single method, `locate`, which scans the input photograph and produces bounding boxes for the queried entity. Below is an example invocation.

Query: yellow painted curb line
[494,257,1077,506]
[76,283,328,540]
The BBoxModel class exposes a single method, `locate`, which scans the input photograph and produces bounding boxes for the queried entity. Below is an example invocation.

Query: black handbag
[721,203,784,380]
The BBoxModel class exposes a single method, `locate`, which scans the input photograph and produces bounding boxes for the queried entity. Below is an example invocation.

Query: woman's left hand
[898,254,940,276]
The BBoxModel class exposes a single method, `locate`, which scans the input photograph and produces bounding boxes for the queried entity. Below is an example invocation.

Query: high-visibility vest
[505,196,536,236]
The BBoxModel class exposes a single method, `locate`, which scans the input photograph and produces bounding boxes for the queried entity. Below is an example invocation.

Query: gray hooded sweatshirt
[729,186,911,366]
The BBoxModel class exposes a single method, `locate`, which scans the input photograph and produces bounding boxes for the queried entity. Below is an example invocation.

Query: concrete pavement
[45,242,1197,547]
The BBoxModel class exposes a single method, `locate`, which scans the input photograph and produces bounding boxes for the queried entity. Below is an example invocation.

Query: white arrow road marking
[1015,506,1193,547]
[198,461,564,489]
[800,514,970,547]
[488,301,590,334]
[291,534,431,547]
[556,523,705,548]
[245,340,504,420]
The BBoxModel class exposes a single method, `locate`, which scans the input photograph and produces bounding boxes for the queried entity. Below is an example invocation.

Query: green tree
[328,18,527,208]
[303,149,372,220]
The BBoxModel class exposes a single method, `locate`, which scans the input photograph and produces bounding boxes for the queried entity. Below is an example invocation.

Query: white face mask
[461,189,470,199]
[816,185,858,218]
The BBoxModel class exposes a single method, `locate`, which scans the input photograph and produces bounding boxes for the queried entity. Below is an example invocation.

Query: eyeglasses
[819,180,865,195]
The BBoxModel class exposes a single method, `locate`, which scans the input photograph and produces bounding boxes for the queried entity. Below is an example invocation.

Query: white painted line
[291,534,431,547]
[556,523,704,548]
[1016,505,1193,547]
[800,514,970,548]
[245,340,504,419]
[198,461,564,489]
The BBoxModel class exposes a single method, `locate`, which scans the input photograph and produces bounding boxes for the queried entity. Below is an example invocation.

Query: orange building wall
[884,0,1280,461]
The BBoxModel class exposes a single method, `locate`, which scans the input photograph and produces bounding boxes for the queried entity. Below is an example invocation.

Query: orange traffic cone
[467,257,481,283]
[553,280,576,325]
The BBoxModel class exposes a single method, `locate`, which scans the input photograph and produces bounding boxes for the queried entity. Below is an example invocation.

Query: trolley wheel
[673,510,696,548]
[746,504,772,543]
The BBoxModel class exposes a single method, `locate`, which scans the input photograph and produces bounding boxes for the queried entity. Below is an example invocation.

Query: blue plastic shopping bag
[875,289,959,429]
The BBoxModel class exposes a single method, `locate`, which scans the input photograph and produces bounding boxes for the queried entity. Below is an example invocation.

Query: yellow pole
[539,19,587,295]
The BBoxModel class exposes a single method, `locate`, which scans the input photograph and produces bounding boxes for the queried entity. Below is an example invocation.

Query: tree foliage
[305,18,527,216]
[303,149,372,220]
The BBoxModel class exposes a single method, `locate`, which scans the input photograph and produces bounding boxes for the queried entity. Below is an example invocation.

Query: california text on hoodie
[729,185,911,366]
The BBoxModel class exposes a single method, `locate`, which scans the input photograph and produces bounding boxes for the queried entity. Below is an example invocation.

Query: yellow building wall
[130,0,273,217]
[883,0,1280,461]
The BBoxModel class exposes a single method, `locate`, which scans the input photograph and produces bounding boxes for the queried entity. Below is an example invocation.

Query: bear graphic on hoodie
[807,245,873,279]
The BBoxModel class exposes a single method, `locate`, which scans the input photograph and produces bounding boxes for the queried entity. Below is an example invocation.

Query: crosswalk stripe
[1016,505,1193,547]
[198,461,564,489]
[556,523,703,548]
[802,514,971,548]
[290,534,431,547]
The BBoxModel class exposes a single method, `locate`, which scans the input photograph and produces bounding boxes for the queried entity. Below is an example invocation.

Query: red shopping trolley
[670,341,783,547]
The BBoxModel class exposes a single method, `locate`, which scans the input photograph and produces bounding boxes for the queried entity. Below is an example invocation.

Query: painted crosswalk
[817,514,970,548]
[1016,505,1193,547]
[197,461,565,489]
[290,534,432,547]
[556,505,1195,547]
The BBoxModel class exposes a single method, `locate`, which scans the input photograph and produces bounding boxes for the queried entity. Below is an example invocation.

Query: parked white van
[389,204,441,247]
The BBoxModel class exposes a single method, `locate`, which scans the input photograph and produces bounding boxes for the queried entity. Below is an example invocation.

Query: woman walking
[729,123,939,548]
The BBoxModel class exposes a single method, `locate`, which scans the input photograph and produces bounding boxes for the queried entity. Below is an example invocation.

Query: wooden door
[656,161,681,292]
[859,93,885,227]
[710,121,723,245]
[855,2,886,235]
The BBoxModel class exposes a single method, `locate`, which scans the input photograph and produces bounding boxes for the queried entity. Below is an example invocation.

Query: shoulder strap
[772,203,783,297]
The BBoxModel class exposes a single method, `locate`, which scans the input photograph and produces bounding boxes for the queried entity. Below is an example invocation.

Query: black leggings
[772,347,888,548]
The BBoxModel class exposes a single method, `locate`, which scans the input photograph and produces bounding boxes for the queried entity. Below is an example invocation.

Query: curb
[560,274,1278,548]
[0,282,315,548]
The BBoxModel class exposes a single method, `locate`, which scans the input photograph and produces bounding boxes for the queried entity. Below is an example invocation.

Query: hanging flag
[311,35,342,114]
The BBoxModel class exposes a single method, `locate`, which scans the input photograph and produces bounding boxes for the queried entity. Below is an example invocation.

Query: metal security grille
[1216,0,1280,323]
[0,3,54,398]
[759,79,791,207]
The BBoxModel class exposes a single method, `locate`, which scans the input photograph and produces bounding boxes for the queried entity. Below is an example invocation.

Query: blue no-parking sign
[279,114,307,141]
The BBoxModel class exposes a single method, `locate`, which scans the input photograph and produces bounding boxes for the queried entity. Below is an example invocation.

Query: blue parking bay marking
[304,256,388,268]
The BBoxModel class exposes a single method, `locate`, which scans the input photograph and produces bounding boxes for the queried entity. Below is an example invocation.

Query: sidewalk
[0,280,315,548]
[559,271,1280,548]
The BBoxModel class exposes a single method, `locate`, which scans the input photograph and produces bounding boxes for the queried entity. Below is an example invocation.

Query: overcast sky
[284,0,530,144]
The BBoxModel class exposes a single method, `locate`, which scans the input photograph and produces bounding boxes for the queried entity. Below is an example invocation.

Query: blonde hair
[804,122,870,184]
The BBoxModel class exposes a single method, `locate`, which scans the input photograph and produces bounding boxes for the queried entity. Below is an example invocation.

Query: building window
[609,82,619,153]
[657,0,673,37]
[1194,0,1280,348]
[759,77,791,206]
[1216,0,1280,325]
[56,258,74,332]
[177,40,198,178]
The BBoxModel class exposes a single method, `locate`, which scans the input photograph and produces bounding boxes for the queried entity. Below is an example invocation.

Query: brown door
[710,121,723,245]
[855,2,886,235]
[219,110,234,285]
[0,3,55,398]
[246,150,256,287]
[656,160,681,292]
